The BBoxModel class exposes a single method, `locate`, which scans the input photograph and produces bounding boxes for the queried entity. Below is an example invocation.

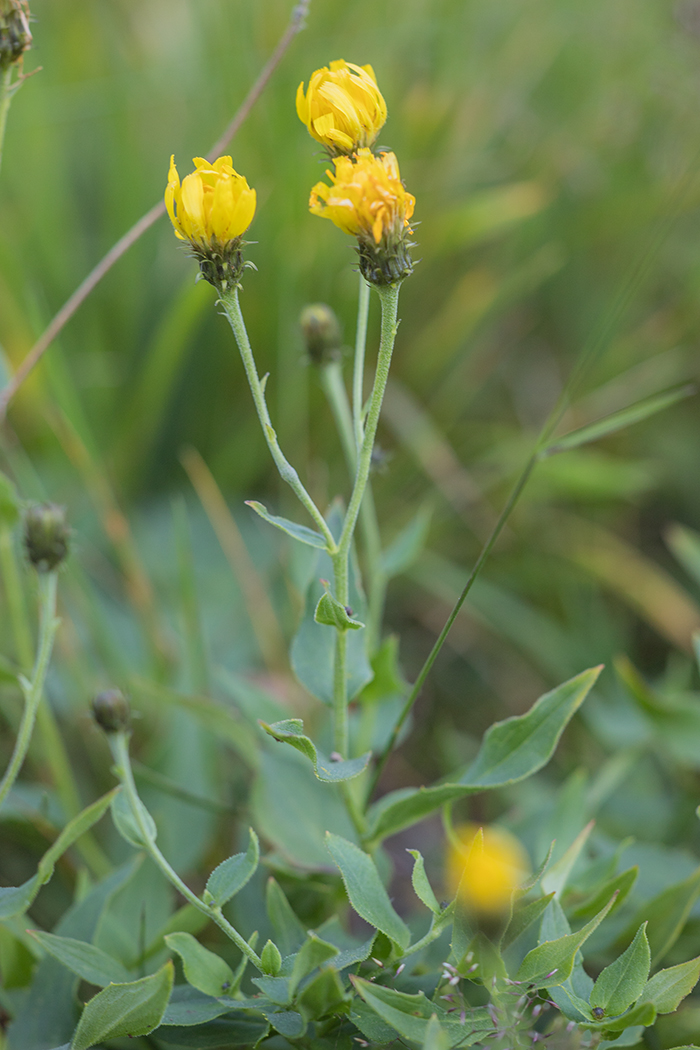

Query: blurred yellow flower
[164,155,256,250]
[446,825,529,916]
[296,59,387,155]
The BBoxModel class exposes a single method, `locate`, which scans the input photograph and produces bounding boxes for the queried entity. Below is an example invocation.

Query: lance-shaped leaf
[569,866,638,920]
[297,967,349,1022]
[245,501,328,549]
[623,865,700,966]
[204,828,259,907]
[366,668,601,842]
[289,934,339,997]
[590,923,650,1018]
[71,960,174,1049]
[325,833,410,950]
[517,894,617,986]
[542,385,695,457]
[350,977,493,1045]
[110,788,157,849]
[594,1000,656,1033]
[0,789,118,921]
[407,850,441,915]
[542,821,595,898]
[28,932,131,987]
[501,893,555,950]
[259,719,370,782]
[165,932,235,998]
[639,955,700,1014]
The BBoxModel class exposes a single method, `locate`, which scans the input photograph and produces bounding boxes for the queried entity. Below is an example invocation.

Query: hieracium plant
[1,56,700,1050]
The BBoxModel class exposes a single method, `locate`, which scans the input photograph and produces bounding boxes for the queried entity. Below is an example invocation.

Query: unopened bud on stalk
[0,0,32,71]
[300,303,342,365]
[91,689,131,734]
[24,503,69,571]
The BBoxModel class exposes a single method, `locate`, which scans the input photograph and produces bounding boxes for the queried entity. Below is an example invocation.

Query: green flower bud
[0,0,32,72]
[24,503,70,571]
[300,303,342,365]
[260,938,282,976]
[91,689,131,734]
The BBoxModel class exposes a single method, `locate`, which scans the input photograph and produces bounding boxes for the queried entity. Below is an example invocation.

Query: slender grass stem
[0,571,58,809]
[109,732,263,971]
[367,455,537,801]
[0,66,14,178]
[220,287,336,551]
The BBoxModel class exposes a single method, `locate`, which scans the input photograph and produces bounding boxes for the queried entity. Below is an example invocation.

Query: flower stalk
[108,730,264,972]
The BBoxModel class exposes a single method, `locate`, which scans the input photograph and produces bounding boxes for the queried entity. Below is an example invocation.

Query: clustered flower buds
[165,155,256,291]
[91,689,131,734]
[300,303,343,365]
[298,59,415,286]
[24,503,70,572]
[0,0,31,72]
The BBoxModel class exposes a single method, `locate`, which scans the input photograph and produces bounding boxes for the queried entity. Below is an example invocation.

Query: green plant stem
[330,283,401,761]
[0,524,33,669]
[352,275,371,452]
[367,454,538,801]
[0,571,59,810]
[321,360,357,470]
[109,731,263,971]
[220,287,336,552]
[0,66,14,178]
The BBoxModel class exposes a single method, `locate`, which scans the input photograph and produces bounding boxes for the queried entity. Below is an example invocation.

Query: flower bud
[446,824,529,916]
[91,689,131,734]
[296,60,387,156]
[300,303,342,365]
[24,503,69,572]
[0,0,32,71]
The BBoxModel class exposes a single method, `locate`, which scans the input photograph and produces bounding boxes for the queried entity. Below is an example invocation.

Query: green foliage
[325,832,410,950]
[165,932,236,997]
[70,961,173,1049]
[590,923,651,1017]
[204,827,259,906]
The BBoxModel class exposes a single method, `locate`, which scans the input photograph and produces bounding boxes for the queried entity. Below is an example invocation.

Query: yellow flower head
[446,825,529,916]
[309,149,415,285]
[296,59,387,155]
[165,155,256,249]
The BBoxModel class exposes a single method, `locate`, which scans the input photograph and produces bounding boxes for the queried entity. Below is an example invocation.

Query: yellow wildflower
[165,155,256,288]
[296,59,387,155]
[446,825,529,916]
[309,148,415,285]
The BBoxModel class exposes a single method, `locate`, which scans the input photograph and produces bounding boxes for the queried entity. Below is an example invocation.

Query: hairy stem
[0,66,14,178]
[109,732,263,970]
[220,287,336,551]
[0,571,58,809]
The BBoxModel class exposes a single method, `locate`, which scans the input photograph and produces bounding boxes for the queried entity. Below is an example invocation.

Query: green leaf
[591,923,650,1017]
[160,985,235,1026]
[110,786,157,848]
[259,719,370,782]
[71,960,174,1049]
[596,1000,657,1033]
[325,833,410,950]
[266,877,308,956]
[350,977,492,1045]
[251,975,291,1004]
[245,500,328,549]
[263,1009,306,1039]
[289,934,339,997]
[461,666,602,789]
[422,1013,451,1050]
[204,828,259,907]
[314,585,365,630]
[297,966,349,1022]
[543,385,695,456]
[366,668,601,842]
[407,850,441,915]
[569,867,638,920]
[157,1015,270,1046]
[28,932,131,987]
[501,893,556,950]
[165,933,235,998]
[639,955,700,1014]
[251,747,359,871]
[624,865,700,966]
[517,895,617,986]
[381,504,432,578]
[358,634,407,705]
[542,821,595,898]
[0,789,118,920]
[0,472,20,527]
[261,939,283,976]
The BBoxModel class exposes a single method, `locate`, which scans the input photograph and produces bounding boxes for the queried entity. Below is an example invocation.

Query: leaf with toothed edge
[259,718,370,782]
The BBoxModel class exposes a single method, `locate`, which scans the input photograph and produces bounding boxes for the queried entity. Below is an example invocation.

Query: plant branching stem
[110,732,263,971]
[367,454,538,801]
[221,288,336,550]
[331,284,401,758]
[0,571,58,810]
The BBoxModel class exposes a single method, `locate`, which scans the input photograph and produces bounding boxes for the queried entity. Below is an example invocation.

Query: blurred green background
[4,3,700,1036]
